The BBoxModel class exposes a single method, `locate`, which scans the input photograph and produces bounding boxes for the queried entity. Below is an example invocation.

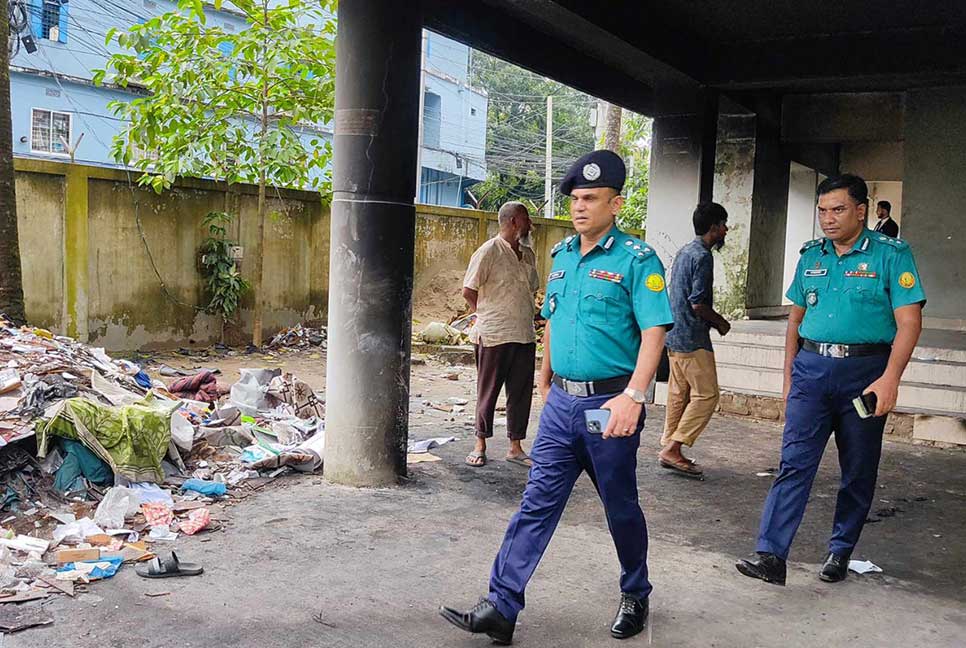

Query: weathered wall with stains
[14,160,585,350]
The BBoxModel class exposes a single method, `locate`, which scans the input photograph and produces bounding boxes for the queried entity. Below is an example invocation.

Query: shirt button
[829,314,834,318]
[833,288,838,291]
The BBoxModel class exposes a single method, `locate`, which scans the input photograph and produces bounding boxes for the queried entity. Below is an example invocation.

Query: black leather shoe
[439,598,515,645]
[819,552,850,583]
[610,593,649,639]
[735,552,787,586]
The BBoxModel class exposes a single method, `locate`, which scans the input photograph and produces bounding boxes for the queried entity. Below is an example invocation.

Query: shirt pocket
[545,278,566,320]
[802,274,830,308]
[581,279,627,323]
[843,280,881,306]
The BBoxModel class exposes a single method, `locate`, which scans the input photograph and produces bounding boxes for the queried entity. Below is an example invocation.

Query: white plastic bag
[170,412,195,452]
[93,486,139,529]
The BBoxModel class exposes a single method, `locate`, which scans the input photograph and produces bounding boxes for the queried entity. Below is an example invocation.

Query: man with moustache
[462,201,539,468]
[736,174,925,586]
[441,150,673,643]
[659,202,731,477]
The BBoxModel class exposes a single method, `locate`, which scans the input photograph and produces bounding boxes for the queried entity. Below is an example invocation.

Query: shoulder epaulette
[551,235,575,257]
[799,238,824,254]
[619,237,656,262]
[872,234,909,250]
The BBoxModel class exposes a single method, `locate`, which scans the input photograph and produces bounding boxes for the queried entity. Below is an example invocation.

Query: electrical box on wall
[229,246,244,259]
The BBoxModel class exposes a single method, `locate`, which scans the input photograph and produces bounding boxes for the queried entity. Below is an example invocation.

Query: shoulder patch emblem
[898,272,916,289]
[645,273,665,292]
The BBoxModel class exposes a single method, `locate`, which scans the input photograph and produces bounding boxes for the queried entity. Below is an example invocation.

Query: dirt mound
[413,268,469,325]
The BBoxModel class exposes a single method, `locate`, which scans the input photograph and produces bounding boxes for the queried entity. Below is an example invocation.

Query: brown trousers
[661,349,720,447]
[474,342,536,440]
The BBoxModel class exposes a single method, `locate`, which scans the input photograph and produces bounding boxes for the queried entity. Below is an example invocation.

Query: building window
[423,92,441,149]
[40,0,66,40]
[470,107,477,116]
[31,108,71,155]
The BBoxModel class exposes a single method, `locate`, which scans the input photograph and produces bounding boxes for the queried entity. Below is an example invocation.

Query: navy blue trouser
[488,383,650,623]
[756,349,889,560]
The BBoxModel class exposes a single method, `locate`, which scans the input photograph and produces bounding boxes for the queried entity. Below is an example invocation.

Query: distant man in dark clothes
[873,200,899,238]
[659,202,731,477]
[462,201,539,468]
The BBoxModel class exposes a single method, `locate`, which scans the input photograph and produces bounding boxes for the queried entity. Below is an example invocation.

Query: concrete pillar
[903,86,966,327]
[745,109,791,311]
[647,94,718,263]
[324,0,422,486]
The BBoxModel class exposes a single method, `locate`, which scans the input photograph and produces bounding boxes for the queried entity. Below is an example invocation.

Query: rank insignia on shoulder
[589,269,623,283]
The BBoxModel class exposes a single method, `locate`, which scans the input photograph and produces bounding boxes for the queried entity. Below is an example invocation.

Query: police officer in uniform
[440,150,673,643]
[737,174,925,585]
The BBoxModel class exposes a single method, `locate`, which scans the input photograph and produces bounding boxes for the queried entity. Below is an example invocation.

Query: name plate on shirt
[548,270,566,281]
[589,269,623,283]
[803,269,828,277]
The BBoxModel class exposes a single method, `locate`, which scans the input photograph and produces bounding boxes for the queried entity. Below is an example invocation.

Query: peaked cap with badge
[559,149,627,196]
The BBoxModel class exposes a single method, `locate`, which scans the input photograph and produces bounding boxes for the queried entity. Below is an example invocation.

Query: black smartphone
[852,392,878,419]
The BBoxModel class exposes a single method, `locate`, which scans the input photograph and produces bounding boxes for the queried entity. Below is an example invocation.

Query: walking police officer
[440,150,673,643]
[737,174,925,586]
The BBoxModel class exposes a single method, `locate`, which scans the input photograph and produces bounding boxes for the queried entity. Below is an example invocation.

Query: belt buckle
[826,344,847,358]
[564,379,589,397]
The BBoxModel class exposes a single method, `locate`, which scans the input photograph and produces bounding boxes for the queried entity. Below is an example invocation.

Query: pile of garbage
[266,323,327,351]
[0,316,326,631]
[417,290,547,346]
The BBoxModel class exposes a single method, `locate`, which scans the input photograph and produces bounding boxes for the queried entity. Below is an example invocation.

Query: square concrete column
[647,91,718,262]
[745,109,792,311]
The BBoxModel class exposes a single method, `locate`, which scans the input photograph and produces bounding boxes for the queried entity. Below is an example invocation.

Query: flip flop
[135,552,204,579]
[506,453,533,468]
[659,458,704,478]
[465,451,487,467]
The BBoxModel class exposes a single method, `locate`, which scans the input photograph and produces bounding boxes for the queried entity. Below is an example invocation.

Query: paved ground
[8,353,966,647]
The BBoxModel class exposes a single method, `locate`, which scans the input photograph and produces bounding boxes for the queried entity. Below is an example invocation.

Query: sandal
[659,457,704,478]
[135,552,204,579]
[465,451,487,467]
[506,453,533,468]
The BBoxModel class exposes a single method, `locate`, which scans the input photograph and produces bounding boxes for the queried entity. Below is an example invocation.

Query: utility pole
[0,0,27,324]
[544,95,553,219]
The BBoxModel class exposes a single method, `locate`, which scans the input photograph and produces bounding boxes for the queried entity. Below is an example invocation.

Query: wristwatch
[623,387,647,404]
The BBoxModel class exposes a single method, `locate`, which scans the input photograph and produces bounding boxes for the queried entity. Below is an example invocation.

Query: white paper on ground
[848,559,883,574]
[407,436,456,454]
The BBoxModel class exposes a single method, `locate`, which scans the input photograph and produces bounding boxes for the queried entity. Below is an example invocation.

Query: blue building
[419,31,487,207]
[8,1,486,207]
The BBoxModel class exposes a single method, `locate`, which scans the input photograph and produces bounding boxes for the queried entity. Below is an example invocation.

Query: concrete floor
[7,358,966,647]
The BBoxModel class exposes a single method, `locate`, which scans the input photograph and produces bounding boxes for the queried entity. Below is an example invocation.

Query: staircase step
[714,341,966,388]
[715,363,966,415]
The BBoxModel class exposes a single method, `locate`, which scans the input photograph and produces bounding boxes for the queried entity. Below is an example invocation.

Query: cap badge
[582,163,601,181]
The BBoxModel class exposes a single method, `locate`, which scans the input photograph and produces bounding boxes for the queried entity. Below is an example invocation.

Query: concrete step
[716,362,966,415]
[721,328,966,363]
[714,341,966,388]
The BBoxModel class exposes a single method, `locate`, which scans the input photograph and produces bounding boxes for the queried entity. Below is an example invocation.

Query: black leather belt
[552,374,631,397]
[801,339,891,358]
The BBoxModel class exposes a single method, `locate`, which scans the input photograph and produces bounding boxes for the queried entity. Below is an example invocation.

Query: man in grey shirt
[659,202,731,477]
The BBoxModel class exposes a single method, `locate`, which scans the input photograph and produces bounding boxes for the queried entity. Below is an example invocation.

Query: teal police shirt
[786,229,926,344]
[540,225,674,381]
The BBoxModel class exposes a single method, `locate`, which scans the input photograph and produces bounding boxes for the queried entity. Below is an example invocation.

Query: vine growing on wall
[200,212,249,341]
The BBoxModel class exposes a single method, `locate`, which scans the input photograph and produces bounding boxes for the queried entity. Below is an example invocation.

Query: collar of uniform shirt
[568,224,622,253]
[821,228,872,256]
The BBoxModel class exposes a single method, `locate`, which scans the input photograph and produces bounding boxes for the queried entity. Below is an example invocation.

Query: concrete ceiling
[423,0,966,115]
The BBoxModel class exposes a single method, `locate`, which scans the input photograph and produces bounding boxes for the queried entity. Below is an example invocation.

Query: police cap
[559,149,626,196]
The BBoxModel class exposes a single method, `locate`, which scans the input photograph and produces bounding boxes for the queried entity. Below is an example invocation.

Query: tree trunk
[603,102,622,152]
[250,0,270,347]
[0,0,27,324]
